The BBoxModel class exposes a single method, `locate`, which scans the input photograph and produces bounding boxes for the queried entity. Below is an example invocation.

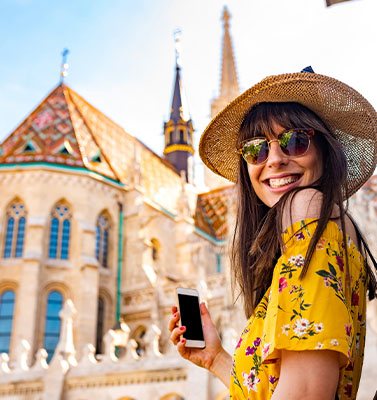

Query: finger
[170,326,186,345]
[176,338,190,358]
[200,302,216,330]
[168,312,180,332]
[200,302,212,322]
[171,305,178,314]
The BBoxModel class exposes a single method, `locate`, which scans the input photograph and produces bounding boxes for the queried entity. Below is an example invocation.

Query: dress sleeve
[261,219,353,366]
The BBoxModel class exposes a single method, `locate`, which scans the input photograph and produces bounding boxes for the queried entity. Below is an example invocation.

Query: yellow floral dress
[230,219,367,400]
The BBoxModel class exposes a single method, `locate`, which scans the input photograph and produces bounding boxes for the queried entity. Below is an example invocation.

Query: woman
[168,70,377,399]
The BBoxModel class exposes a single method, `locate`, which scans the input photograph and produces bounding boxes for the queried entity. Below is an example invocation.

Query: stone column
[12,215,45,359]
[76,263,99,357]
[74,220,99,357]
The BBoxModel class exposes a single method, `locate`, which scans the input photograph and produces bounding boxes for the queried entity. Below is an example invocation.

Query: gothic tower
[204,6,240,190]
[163,34,194,184]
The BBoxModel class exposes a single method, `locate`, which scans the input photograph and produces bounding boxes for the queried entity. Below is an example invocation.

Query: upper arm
[272,350,340,400]
[282,189,323,232]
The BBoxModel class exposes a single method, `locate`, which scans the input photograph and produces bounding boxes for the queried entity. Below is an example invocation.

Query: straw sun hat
[199,70,377,197]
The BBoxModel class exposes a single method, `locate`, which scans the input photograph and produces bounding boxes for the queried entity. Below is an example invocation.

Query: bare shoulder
[281,189,360,250]
[282,189,323,231]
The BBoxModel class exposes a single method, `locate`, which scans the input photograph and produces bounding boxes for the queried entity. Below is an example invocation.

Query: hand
[168,302,225,373]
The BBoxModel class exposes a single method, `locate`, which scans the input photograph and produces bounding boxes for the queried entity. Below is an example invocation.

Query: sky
[0,0,376,185]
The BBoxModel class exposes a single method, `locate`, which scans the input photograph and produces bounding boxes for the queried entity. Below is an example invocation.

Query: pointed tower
[163,32,195,184]
[205,7,240,190]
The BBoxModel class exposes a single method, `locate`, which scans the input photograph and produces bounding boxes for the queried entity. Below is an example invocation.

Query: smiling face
[247,121,323,207]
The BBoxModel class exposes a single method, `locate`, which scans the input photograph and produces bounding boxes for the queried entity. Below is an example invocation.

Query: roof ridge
[64,86,121,181]
[65,86,132,138]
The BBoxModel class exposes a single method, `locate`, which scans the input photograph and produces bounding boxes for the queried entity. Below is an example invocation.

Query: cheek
[247,164,262,186]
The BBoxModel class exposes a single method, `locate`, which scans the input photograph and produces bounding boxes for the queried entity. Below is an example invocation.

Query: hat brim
[199,72,377,197]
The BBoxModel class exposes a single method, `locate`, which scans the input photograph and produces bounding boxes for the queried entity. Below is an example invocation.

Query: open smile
[264,174,302,189]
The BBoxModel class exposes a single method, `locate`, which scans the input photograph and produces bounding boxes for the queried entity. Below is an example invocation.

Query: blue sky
[0,0,376,184]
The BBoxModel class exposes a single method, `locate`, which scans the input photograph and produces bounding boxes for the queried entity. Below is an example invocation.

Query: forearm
[209,348,232,388]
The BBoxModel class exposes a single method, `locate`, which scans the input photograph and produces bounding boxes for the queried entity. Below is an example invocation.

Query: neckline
[283,218,363,259]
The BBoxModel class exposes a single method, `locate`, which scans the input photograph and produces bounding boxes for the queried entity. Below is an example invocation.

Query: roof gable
[0,84,117,179]
[0,83,185,214]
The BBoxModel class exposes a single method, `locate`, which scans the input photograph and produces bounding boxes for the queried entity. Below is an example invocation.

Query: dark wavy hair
[231,102,376,318]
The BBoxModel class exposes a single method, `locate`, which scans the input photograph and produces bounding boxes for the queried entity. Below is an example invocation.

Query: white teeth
[269,176,299,188]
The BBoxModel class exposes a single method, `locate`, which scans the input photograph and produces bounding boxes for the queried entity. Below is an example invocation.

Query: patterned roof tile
[194,184,235,240]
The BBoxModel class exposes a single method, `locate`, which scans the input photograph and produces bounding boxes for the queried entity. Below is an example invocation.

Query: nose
[266,141,289,168]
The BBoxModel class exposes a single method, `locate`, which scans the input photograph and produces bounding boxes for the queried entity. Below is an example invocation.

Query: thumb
[200,302,213,325]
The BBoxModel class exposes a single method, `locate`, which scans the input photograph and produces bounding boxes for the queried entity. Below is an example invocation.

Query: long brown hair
[231,102,376,318]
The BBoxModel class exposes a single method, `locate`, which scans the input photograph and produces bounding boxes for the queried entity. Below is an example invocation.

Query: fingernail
[173,313,177,318]
[180,326,185,331]
[181,339,186,344]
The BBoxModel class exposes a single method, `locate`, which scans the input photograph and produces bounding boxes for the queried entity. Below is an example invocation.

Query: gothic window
[48,203,71,260]
[179,129,184,144]
[151,238,160,262]
[95,213,111,268]
[0,290,15,354]
[43,290,63,363]
[3,201,27,258]
[95,296,105,354]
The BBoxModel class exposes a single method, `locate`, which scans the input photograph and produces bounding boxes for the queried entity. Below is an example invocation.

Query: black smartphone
[176,287,205,348]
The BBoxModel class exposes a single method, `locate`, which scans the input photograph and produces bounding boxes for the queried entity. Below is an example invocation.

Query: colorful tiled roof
[194,184,235,240]
[0,83,183,214]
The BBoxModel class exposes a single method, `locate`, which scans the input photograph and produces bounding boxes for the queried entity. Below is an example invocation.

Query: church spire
[211,7,240,118]
[205,7,240,190]
[163,31,194,184]
[60,48,70,84]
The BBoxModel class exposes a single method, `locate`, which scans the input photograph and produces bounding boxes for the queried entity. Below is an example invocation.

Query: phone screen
[178,294,204,341]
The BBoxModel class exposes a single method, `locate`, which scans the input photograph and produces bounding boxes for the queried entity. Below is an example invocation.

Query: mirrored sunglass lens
[280,131,309,156]
[242,140,269,164]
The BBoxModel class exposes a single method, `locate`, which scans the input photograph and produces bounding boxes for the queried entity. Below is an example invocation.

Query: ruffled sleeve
[261,219,354,366]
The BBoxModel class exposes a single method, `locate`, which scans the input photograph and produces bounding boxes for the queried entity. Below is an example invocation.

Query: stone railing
[0,299,189,400]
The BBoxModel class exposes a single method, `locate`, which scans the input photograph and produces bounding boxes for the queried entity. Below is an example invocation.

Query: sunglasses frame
[238,128,315,165]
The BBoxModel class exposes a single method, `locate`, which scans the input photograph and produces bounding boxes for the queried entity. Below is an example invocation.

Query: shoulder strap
[346,213,377,300]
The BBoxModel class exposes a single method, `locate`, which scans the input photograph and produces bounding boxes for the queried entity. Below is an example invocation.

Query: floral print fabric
[230,219,367,400]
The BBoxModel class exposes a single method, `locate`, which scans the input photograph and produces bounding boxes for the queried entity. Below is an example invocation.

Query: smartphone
[175,287,206,348]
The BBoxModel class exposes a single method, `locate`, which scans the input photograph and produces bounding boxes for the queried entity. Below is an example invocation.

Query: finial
[60,48,70,83]
[174,29,182,68]
[222,6,230,28]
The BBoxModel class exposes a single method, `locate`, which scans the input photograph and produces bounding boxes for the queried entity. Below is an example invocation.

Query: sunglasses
[238,128,315,165]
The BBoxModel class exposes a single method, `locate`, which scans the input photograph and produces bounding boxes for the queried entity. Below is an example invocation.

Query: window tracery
[48,203,71,260]
[3,201,27,258]
[95,213,111,268]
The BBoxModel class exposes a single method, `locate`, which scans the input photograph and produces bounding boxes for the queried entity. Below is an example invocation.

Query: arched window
[151,238,161,262]
[43,290,63,362]
[133,326,146,356]
[3,201,27,258]
[95,213,111,268]
[0,290,15,354]
[179,129,185,144]
[95,296,105,354]
[48,203,71,260]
